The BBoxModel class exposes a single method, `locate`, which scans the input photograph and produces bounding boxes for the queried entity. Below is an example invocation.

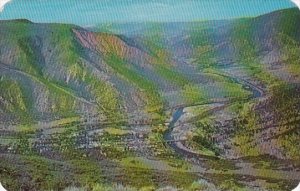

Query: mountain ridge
[0,8,300,124]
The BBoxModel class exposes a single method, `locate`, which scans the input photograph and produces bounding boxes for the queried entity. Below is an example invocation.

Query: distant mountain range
[0,8,299,125]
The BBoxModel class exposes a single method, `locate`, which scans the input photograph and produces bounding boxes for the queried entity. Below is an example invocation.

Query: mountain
[0,18,253,125]
[0,19,172,124]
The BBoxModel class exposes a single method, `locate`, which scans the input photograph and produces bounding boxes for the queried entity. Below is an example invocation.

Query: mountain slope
[0,20,123,123]
[99,8,300,160]
[0,18,254,125]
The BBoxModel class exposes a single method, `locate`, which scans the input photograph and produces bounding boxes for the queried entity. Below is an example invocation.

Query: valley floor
[1,64,300,191]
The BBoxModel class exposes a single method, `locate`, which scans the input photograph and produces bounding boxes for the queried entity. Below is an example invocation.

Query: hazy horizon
[0,0,296,26]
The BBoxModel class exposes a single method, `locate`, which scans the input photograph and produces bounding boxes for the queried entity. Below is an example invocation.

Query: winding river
[164,73,265,161]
